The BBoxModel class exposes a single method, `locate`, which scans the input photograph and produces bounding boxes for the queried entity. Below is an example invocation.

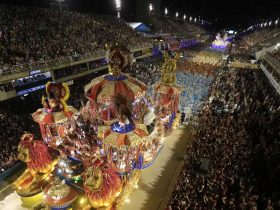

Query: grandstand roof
[128,22,151,33]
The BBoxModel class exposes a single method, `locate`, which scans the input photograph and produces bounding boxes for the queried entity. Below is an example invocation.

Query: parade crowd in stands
[124,57,162,86]
[236,28,280,54]
[270,48,280,61]
[0,6,151,74]
[167,68,280,210]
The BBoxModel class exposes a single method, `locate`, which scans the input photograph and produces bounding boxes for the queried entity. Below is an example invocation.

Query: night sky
[1,0,279,29]
[162,0,279,29]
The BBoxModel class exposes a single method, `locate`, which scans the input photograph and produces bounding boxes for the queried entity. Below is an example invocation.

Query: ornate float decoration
[32,82,77,147]
[97,94,162,174]
[42,178,79,209]
[13,133,54,196]
[153,52,182,136]
[83,157,122,208]
[211,33,230,50]
[84,45,151,124]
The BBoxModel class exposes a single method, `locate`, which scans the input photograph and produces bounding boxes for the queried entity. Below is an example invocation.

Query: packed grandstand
[0,3,279,210]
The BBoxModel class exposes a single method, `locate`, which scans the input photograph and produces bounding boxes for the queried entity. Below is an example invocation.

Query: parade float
[211,33,230,50]
[13,133,55,197]
[84,45,154,125]
[32,82,77,147]
[153,52,182,136]
[13,45,181,210]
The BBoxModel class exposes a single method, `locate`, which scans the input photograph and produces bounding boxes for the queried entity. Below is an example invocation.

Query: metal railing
[0,43,152,76]
[264,53,280,76]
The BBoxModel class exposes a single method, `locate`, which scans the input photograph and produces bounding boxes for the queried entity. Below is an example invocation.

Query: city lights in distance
[183,14,186,20]
[149,3,153,12]
[165,8,168,15]
[115,0,121,10]
[176,12,179,18]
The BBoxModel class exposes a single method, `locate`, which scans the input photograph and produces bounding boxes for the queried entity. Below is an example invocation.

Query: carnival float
[13,45,181,210]
[211,33,230,50]
[153,52,182,136]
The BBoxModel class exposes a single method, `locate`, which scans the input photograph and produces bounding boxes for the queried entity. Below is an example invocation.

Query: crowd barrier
[0,43,153,76]
[0,162,24,183]
[260,63,280,94]
[264,53,280,76]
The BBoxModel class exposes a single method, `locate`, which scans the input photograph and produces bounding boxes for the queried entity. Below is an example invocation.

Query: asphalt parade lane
[121,125,193,210]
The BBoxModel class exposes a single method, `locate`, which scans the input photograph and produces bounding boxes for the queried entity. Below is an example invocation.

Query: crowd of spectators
[266,48,280,69]
[167,68,280,209]
[236,28,280,54]
[0,6,151,74]
[124,57,162,87]
[270,48,280,60]
[0,95,41,172]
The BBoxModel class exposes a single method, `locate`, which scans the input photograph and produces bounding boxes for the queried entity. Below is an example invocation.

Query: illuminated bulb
[134,184,139,189]
[80,197,85,204]
[125,198,130,203]
[18,186,22,190]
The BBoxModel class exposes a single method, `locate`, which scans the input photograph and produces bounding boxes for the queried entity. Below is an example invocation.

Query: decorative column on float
[153,52,182,136]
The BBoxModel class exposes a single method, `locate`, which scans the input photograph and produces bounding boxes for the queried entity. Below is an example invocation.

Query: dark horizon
[0,0,279,29]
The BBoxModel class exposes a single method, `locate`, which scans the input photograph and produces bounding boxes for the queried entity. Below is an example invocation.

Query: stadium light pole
[115,0,121,18]
[56,0,65,12]
[149,3,153,16]
[165,8,168,16]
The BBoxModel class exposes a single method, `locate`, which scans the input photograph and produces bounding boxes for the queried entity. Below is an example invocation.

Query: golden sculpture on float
[13,133,55,196]
[153,51,182,136]
[161,52,180,85]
